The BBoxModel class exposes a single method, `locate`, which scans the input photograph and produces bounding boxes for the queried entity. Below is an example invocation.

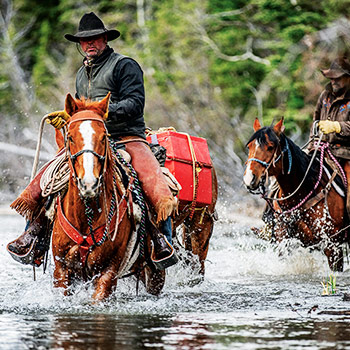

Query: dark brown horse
[52,93,164,300]
[244,118,348,271]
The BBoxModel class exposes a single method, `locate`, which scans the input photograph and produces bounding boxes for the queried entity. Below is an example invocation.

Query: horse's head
[243,118,284,192]
[65,93,111,198]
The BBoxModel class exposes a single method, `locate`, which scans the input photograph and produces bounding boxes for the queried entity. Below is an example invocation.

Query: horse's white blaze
[79,121,96,190]
[243,140,259,186]
[243,167,254,186]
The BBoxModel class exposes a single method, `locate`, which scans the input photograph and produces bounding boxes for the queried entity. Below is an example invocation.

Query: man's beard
[332,84,345,96]
[85,47,104,59]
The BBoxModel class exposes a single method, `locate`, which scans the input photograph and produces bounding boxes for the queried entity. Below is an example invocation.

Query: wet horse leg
[53,245,80,294]
[143,266,165,295]
[183,210,214,277]
[92,268,118,301]
[53,261,72,294]
[324,245,344,272]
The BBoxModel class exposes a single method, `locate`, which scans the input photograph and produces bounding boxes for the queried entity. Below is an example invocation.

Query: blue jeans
[161,217,172,244]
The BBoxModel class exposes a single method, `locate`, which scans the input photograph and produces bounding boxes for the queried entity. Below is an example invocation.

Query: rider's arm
[108,58,145,121]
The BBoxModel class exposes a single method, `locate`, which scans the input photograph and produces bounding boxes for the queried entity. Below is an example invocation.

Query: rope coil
[40,152,70,197]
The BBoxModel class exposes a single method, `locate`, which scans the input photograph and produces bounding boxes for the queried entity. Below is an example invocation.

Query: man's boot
[148,217,178,270]
[122,136,178,269]
[7,207,52,267]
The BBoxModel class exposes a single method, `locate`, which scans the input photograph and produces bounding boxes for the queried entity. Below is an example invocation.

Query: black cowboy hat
[321,57,350,79]
[65,12,120,43]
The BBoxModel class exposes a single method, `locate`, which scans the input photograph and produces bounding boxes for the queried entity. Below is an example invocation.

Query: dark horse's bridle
[246,135,292,195]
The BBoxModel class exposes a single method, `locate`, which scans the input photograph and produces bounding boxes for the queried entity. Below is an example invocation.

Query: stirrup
[6,237,42,267]
[151,236,178,270]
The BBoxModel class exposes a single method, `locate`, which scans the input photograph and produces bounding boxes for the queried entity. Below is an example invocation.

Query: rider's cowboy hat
[321,57,350,79]
[64,12,120,43]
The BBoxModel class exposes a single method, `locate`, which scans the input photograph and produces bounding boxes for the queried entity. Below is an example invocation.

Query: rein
[264,141,347,215]
[58,112,129,264]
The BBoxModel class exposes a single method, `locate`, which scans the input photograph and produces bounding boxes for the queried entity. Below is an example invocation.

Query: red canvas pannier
[147,131,213,206]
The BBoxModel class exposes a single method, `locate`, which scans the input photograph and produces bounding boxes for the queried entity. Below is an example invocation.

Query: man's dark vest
[75,52,145,139]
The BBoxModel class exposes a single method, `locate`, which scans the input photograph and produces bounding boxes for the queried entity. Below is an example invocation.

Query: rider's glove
[319,120,341,134]
[46,110,70,129]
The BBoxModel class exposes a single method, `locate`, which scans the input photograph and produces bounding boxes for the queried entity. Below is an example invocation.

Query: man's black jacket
[75,46,146,139]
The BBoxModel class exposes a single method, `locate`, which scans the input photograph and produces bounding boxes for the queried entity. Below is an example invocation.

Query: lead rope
[30,115,50,281]
[270,141,347,215]
[110,139,146,258]
[83,182,117,247]
[263,134,323,202]
[276,142,327,214]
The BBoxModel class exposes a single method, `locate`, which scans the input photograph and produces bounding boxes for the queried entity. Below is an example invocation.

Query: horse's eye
[267,146,274,151]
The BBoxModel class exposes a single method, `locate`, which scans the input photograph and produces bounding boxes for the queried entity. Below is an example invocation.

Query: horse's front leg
[53,259,71,294]
[92,268,118,301]
[52,245,79,294]
[324,244,344,272]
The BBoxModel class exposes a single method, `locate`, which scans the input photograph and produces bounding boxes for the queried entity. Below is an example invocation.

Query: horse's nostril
[77,178,84,189]
[91,178,99,190]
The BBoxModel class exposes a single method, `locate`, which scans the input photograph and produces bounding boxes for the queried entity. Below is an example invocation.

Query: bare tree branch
[203,5,253,20]
[0,0,34,115]
[188,10,270,66]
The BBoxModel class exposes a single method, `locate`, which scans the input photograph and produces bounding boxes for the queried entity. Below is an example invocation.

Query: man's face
[79,34,107,58]
[330,75,350,94]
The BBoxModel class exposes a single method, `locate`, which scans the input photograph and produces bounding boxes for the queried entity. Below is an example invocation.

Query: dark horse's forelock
[246,126,279,147]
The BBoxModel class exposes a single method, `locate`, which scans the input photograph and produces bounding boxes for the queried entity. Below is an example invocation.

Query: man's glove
[46,110,70,129]
[319,120,341,134]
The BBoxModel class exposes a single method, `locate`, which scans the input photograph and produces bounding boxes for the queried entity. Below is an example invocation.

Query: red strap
[56,193,129,248]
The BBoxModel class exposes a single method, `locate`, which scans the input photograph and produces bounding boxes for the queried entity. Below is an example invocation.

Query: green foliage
[321,273,337,295]
[2,0,350,176]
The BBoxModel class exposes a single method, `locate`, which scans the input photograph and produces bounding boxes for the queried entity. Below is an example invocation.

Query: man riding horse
[308,57,350,215]
[256,57,350,237]
[8,12,177,268]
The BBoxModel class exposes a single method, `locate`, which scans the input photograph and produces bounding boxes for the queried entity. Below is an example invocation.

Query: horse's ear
[99,92,111,120]
[273,117,285,136]
[253,118,261,131]
[65,93,78,116]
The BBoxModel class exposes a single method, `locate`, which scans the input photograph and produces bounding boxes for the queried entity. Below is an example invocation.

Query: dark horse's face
[65,93,111,198]
[243,118,284,191]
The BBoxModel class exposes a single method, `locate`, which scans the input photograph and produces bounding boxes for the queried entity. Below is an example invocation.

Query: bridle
[65,113,109,191]
[246,137,292,180]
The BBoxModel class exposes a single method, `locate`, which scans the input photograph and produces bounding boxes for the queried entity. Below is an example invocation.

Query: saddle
[8,146,180,270]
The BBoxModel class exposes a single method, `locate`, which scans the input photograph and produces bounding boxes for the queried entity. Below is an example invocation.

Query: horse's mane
[74,97,106,118]
[247,126,319,186]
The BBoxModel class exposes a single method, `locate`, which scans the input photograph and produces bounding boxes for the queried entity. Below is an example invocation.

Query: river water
[1,202,350,349]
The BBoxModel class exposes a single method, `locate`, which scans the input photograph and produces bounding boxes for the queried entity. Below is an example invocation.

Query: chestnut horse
[173,168,218,280]
[244,118,348,271]
[52,93,164,300]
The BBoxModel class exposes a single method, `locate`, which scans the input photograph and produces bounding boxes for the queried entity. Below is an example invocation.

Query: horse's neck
[63,163,115,229]
[273,148,308,199]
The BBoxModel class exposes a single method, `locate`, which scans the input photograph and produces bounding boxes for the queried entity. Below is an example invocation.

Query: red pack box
[147,131,213,206]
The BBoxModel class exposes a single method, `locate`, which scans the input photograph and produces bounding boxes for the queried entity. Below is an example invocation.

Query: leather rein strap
[56,184,132,265]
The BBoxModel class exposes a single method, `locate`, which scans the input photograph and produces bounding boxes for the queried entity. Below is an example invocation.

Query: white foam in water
[0,202,343,313]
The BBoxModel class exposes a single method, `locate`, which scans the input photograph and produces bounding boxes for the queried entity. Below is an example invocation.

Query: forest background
[1,0,350,203]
